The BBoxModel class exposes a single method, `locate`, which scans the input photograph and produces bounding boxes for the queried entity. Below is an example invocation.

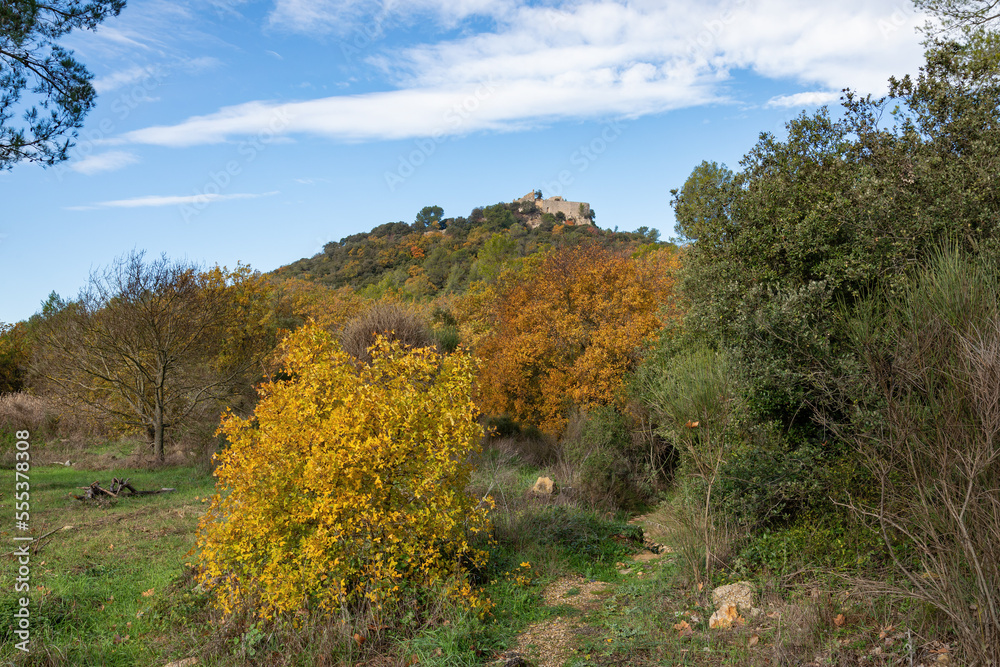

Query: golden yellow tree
[273,278,367,333]
[473,244,680,436]
[196,323,490,620]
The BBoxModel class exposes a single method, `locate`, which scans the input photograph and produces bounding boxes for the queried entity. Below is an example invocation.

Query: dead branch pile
[72,477,176,501]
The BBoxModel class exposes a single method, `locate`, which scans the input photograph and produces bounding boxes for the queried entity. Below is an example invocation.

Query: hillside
[273,198,666,297]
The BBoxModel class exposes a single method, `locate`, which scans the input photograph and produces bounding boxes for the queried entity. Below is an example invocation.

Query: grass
[0,438,959,666]
[0,462,214,666]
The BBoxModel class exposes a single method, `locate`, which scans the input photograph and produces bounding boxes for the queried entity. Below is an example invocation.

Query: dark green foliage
[432,325,461,354]
[675,35,1000,426]
[715,433,840,527]
[1,0,125,168]
[562,407,634,508]
[733,509,886,574]
[414,205,444,230]
[641,36,1000,620]
[562,406,670,511]
[483,414,520,438]
[276,202,672,297]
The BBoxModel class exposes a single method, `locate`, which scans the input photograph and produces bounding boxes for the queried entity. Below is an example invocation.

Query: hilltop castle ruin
[515,191,593,227]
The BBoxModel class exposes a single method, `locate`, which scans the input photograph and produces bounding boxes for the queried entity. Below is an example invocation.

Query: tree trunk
[154,361,166,462]
[153,402,164,462]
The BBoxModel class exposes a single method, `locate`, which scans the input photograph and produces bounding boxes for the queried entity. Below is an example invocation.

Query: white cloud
[120,0,929,147]
[70,151,140,175]
[71,1,239,65]
[183,56,223,72]
[122,75,716,146]
[67,191,279,210]
[765,91,842,109]
[93,66,160,94]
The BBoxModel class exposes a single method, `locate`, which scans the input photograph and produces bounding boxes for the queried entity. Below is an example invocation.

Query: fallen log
[71,478,176,501]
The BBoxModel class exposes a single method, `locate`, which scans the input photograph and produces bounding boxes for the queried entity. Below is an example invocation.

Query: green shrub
[732,509,885,575]
[483,414,519,438]
[433,325,461,354]
[835,247,1000,664]
[561,406,632,508]
[560,406,664,510]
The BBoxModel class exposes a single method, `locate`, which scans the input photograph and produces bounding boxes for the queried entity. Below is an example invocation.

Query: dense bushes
[196,324,490,621]
[659,34,1000,532]
[674,33,1000,434]
[835,248,1000,664]
[641,30,1000,662]
[561,406,647,510]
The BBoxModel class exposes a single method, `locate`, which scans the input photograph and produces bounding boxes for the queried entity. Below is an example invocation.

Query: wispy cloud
[93,65,160,93]
[70,151,140,175]
[67,191,279,210]
[71,1,238,66]
[266,0,514,34]
[122,76,715,146]
[118,0,928,147]
[765,91,842,109]
[295,177,333,184]
[183,56,224,72]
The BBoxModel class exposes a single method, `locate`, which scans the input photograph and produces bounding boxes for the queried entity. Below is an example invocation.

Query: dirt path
[498,514,673,667]
[498,575,613,667]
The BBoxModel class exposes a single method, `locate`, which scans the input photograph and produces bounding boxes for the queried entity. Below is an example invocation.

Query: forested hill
[273,200,668,297]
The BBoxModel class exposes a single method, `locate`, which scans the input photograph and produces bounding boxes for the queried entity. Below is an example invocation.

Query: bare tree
[824,248,1000,665]
[34,250,272,461]
[915,0,1000,31]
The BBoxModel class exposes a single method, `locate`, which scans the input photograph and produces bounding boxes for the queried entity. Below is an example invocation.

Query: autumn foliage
[274,278,367,332]
[473,244,680,436]
[195,323,490,620]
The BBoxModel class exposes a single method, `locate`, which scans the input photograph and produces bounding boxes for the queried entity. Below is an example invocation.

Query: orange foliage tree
[195,324,490,620]
[473,244,680,436]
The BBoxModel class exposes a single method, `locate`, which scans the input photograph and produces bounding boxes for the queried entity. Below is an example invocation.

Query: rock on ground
[530,476,557,496]
[712,581,755,611]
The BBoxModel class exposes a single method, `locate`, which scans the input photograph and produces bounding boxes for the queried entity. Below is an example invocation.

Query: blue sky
[1,0,929,323]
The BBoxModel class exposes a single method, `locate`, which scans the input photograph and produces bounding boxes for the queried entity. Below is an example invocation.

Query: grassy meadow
[1,432,947,667]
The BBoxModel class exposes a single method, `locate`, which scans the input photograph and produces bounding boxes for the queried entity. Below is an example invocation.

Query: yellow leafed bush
[195,323,490,620]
